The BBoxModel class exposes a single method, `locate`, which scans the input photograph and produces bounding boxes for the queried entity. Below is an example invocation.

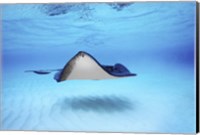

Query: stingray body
[25,51,136,82]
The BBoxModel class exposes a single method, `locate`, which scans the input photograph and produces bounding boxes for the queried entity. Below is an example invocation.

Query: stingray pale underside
[57,52,117,82]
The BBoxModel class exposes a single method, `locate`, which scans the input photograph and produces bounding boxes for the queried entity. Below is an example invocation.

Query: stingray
[25,51,136,82]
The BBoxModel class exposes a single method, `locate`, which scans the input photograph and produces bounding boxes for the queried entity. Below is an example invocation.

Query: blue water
[0,2,197,133]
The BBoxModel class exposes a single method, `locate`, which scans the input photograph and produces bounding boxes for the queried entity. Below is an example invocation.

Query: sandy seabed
[1,64,196,133]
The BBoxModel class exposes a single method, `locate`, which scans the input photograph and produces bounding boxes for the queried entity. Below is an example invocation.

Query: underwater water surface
[0,2,197,133]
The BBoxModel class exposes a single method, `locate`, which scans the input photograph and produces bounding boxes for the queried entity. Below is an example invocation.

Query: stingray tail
[25,69,61,75]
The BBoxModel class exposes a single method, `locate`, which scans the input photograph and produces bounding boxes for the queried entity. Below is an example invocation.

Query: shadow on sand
[59,96,133,113]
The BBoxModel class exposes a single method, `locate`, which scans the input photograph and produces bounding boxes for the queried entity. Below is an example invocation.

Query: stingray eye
[81,53,84,57]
